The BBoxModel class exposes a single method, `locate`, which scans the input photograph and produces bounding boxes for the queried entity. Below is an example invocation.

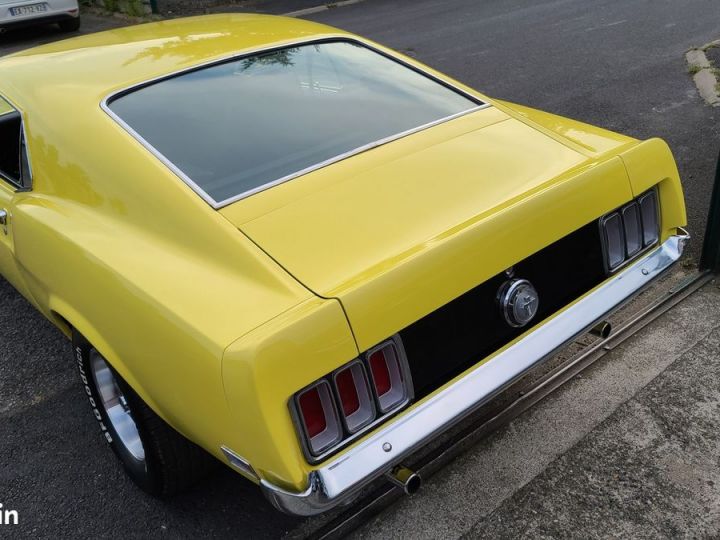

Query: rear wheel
[58,17,80,32]
[73,331,216,496]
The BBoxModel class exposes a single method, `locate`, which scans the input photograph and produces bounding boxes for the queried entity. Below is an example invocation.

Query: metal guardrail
[701,149,720,271]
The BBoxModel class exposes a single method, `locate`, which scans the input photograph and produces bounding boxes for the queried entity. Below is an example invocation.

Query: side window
[0,96,31,189]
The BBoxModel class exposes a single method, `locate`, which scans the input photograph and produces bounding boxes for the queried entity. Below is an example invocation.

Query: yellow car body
[0,14,687,514]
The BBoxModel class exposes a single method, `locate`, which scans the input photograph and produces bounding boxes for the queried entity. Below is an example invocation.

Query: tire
[58,17,80,32]
[72,331,216,496]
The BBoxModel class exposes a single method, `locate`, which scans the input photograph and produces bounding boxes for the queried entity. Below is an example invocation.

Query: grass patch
[714,70,720,95]
[125,0,146,17]
[688,64,703,75]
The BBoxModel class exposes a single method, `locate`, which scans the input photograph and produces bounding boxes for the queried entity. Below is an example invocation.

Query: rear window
[107,40,483,206]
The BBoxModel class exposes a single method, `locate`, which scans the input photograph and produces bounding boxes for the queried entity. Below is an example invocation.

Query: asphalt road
[1,1,719,538]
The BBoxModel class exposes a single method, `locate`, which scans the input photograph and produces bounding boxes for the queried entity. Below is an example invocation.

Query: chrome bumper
[261,231,689,516]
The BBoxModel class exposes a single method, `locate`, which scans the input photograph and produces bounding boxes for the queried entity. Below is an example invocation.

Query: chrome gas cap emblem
[497,278,540,328]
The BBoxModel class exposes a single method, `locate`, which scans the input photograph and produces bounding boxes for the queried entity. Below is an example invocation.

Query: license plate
[9,3,49,16]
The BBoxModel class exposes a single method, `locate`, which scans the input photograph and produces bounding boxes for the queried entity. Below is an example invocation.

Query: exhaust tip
[386,465,422,495]
[590,320,612,339]
[404,472,422,495]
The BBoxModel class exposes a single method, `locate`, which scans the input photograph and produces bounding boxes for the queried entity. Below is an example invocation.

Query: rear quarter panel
[7,90,314,463]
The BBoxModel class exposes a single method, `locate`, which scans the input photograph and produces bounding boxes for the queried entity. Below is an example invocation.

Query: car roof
[0,14,348,107]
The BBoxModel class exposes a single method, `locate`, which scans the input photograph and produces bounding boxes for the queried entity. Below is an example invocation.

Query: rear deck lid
[220,109,634,350]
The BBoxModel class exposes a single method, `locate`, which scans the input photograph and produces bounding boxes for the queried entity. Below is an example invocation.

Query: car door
[0,96,31,291]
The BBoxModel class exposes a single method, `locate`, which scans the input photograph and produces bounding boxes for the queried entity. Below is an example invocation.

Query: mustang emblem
[497,279,540,328]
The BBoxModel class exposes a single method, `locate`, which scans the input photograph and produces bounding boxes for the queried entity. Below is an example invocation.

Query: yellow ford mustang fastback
[0,14,688,514]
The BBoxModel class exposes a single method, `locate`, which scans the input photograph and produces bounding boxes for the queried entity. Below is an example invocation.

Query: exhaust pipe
[386,465,422,495]
[589,320,612,339]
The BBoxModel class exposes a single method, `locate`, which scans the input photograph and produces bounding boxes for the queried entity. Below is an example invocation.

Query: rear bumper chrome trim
[261,231,689,516]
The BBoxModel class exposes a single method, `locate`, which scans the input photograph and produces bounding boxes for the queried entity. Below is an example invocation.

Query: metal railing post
[700,149,720,271]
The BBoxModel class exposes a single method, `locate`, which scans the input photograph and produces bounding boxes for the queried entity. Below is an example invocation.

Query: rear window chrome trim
[100,36,491,210]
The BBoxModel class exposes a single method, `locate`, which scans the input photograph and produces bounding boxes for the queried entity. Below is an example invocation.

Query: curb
[283,0,365,17]
[83,0,367,21]
[83,6,161,23]
[686,40,720,107]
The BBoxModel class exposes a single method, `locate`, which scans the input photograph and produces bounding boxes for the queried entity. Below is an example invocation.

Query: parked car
[0,0,79,33]
[0,14,688,515]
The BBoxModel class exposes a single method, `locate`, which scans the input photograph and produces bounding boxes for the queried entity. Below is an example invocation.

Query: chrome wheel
[90,351,145,462]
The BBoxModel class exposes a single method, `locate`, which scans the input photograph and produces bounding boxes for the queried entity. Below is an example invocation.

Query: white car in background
[0,0,79,33]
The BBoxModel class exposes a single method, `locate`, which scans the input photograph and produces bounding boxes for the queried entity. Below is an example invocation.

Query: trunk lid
[220,107,634,350]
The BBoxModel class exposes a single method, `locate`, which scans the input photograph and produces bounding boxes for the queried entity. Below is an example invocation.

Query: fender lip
[261,231,689,516]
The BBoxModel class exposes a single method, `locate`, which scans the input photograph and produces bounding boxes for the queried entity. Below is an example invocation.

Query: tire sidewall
[72,332,159,493]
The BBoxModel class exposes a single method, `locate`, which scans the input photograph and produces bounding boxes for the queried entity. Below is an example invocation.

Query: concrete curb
[82,0,367,20]
[686,41,720,107]
[82,6,161,24]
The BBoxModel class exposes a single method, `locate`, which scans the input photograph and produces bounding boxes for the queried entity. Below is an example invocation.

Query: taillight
[601,212,625,270]
[332,361,375,433]
[600,188,660,273]
[295,381,342,456]
[335,369,359,416]
[621,202,642,257]
[298,387,326,437]
[291,335,413,461]
[366,340,411,413]
[638,190,659,247]
[368,350,392,395]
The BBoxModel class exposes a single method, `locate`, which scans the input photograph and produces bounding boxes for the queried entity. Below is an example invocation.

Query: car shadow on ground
[1,24,75,53]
